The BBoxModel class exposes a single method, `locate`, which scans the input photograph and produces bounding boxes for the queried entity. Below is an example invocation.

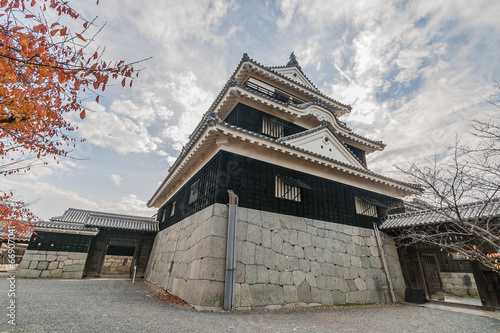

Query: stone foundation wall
[146,204,228,309]
[440,272,479,298]
[101,255,133,275]
[234,207,405,309]
[147,204,405,310]
[16,250,88,279]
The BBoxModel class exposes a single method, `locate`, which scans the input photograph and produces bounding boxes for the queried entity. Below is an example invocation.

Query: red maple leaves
[0,0,139,237]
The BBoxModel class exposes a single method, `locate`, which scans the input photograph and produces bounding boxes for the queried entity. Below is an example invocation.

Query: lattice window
[188,180,199,204]
[262,118,284,138]
[355,197,378,217]
[275,175,301,202]
[170,201,176,216]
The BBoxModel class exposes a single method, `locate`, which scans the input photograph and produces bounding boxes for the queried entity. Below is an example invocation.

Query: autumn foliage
[0,0,138,238]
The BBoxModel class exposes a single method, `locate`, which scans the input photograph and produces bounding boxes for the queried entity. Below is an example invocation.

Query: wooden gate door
[420,254,444,299]
[83,231,109,277]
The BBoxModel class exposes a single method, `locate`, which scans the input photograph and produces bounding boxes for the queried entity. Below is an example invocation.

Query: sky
[3,0,500,220]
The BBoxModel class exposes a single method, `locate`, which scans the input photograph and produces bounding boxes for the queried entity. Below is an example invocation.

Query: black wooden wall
[27,231,92,252]
[223,103,306,137]
[158,150,402,231]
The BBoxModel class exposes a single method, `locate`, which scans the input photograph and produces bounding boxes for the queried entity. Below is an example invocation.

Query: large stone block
[261,229,271,248]
[268,284,285,305]
[63,264,84,272]
[290,217,307,232]
[61,271,75,279]
[239,241,256,265]
[279,215,291,229]
[198,257,225,282]
[37,261,49,270]
[275,254,287,271]
[321,263,335,276]
[40,270,50,278]
[17,269,40,278]
[305,272,317,287]
[249,284,271,306]
[29,261,38,269]
[18,260,30,269]
[316,275,328,290]
[306,226,317,235]
[257,266,269,283]
[297,231,312,247]
[269,269,280,284]
[294,246,304,259]
[236,283,253,307]
[57,255,68,262]
[354,278,367,291]
[304,246,316,261]
[245,265,257,284]
[288,257,300,271]
[213,203,228,218]
[237,221,248,241]
[246,224,261,245]
[247,209,263,227]
[289,230,298,245]
[292,271,306,286]
[280,271,293,285]
[254,245,265,265]
[195,235,227,260]
[311,287,323,303]
[189,280,224,307]
[299,259,310,272]
[262,211,280,231]
[310,261,321,277]
[68,252,87,260]
[236,261,246,283]
[297,280,312,303]
[45,254,57,261]
[332,291,346,304]
[210,216,228,237]
[282,242,295,257]
[29,254,46,261]
[315,248,325,263]
[283,285,298,303]
[263,248,276,269]
[271,232,283,253]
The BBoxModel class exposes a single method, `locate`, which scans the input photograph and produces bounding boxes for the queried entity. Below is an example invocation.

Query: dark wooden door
[420,254,443,299]
[83,231,109,277]
[483,271,500,309]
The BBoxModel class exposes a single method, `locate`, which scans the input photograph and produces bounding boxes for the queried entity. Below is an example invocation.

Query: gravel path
[0,278,499,333]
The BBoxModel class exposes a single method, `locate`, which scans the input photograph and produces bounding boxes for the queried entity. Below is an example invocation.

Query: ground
[0,278,499,333]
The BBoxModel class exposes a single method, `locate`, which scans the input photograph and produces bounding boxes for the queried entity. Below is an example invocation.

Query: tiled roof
[380,199,500,230]
[216,117,420,191]
[51,208,158,232]
[240,53,351,110]
[148,110,421,206]
[31,220,99,232]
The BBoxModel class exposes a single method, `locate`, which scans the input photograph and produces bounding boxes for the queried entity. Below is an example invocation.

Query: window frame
[262,117,285,138]
[188,180,200,204]
[354,197,378,217]
[275,175,302,202]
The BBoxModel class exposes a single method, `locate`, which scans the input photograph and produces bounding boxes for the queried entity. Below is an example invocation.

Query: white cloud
[1,178,155,220]
[160,72,214,151]
[276,0,500,176]
[77,102,161,155]
[110,174,122,186]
